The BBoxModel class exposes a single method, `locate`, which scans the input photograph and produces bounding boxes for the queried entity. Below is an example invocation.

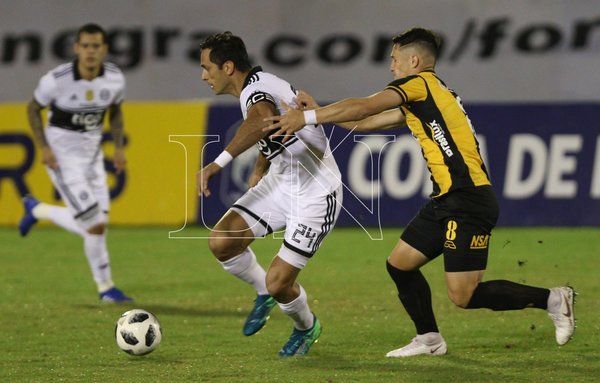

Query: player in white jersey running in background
[197,31,343,357]
[20,23,132,303]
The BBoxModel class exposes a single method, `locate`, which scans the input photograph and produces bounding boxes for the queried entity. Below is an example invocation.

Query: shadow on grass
[74,303,247,318]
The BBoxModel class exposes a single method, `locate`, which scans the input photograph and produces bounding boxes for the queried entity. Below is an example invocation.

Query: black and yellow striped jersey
[385,70,490,198]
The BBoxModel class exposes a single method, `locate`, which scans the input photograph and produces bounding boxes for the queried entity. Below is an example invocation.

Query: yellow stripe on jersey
[385,71,490,198]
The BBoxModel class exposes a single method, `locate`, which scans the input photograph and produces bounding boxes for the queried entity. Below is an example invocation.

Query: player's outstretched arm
[295,90,406,132]
[264,89,403,136]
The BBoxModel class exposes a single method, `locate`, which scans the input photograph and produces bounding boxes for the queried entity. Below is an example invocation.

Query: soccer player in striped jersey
[21,23,132,303]
[198,32,342,357]
[266,27,575,357]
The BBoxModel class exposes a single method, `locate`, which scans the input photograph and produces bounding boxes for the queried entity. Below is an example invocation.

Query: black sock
[466,280,550,310]
[386,261,438,334]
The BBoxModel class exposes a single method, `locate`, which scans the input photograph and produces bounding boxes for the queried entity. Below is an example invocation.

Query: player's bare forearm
[26,99,48,147]
[108,104,126,173]
[264,90,403,136]
[224,101,276,157]
[108,104,125,149]
[338,109,406,132]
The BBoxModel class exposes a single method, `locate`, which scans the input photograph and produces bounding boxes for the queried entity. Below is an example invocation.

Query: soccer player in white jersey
[197,32,343,357]
[20,23,132,303]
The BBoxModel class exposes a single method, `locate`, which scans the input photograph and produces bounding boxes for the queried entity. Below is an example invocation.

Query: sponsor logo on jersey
[470,234,490,249]
[429,120,454,157]
[71,112,103,130]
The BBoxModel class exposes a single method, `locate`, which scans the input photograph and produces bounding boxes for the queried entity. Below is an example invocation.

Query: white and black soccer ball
[115,309,162,356]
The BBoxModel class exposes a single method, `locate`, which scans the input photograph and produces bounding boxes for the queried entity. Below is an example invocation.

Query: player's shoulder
[243,70,290,98]
[387,74,422,88]
[47,62,74,80]
[103,61,124,79]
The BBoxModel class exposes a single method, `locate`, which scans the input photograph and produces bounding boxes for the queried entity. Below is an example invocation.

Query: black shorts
[400,185,499,272]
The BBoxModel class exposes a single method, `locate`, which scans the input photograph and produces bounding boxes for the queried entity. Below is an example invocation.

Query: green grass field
[1,226,599,382]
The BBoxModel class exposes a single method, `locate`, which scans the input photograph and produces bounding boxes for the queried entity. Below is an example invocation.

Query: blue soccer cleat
[243,294,277,336]
[278,315,322,357]
[19,195,40,237]
[100,287,133,303]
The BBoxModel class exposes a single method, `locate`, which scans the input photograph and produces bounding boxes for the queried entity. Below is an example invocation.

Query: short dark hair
[200,31,252,72]
[76,23,107,43]
[392,27,441,60]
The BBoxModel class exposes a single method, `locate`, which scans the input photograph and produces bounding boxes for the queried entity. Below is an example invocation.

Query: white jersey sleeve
[33,71,58,107]
[105,62,126,104]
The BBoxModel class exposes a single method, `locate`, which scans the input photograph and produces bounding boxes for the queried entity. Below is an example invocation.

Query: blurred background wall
[1,0,599,228]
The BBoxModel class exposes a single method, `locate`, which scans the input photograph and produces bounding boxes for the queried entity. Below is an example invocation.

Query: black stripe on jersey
[231,204,274,235]
[412,77,474,194]
[103,62,120,73]
[241,66,263,90]
[49,103,106,132]
[261,135,300,161]
[312,191,337,253]
[52,168,82,211]
[74,203,100,221]
[386,75,420,104]
[245,91,276,110]
[53,64,73,79]
[283,240,313,258]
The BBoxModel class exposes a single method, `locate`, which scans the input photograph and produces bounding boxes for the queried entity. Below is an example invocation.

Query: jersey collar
[241,66,263,90]
[73,59,105,81]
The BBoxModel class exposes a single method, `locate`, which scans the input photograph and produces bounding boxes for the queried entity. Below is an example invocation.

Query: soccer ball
[115,309,162,356]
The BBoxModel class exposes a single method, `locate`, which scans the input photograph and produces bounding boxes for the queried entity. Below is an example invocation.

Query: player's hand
[112,148,127,174]
[294,90,319,109]
[41,146,59,170]
[197,162,222,197]
[263,107,306,140]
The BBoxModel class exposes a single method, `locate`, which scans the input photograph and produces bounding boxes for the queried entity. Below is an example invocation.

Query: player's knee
[208,232,242,260]
[87,223,106,235]
[447,288,474,308]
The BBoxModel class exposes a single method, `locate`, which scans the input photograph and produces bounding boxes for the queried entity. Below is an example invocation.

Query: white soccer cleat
[386,333,447,358]
[547,286,576,346]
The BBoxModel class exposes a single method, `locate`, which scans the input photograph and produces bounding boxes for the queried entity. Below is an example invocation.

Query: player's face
[74,32,107,71]
[200,49,229,95]
[389,44,415,80]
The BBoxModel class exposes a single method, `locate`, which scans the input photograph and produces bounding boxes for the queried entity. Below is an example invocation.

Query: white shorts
[45,127,109,230]
[230,174,342,269]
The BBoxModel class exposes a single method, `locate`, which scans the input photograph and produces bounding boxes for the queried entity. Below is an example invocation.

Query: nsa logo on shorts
[470,235,490,249]
[79,191,89,201]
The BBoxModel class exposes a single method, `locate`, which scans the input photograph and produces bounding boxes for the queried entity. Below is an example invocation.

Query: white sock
[83,233,113,292]
[219,248,268,295]
[33,203,85,236]
[416,332,443,345]
[278,285,314,331]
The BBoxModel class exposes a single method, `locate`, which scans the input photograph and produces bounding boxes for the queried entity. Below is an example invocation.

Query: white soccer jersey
[32,60,125,222]
[34,60,125,134]
[239,67,341,196]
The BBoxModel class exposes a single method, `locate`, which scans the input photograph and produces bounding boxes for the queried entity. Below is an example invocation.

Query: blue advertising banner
[201,103,600,227]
